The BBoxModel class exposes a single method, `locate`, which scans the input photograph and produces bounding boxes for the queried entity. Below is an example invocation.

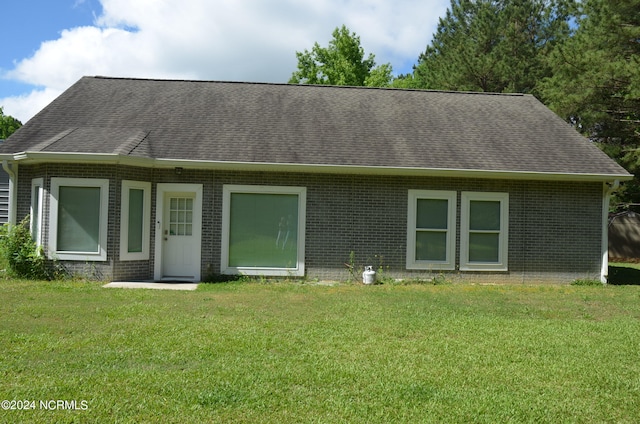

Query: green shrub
[0,216,50,280]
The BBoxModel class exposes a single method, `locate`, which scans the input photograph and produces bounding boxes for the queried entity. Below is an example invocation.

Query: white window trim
[406,190,457,270]
[49,178,109,261]
[120,180,151,261]
[221,185,306,277]
[460,192,509,271]
[30,178,44,247]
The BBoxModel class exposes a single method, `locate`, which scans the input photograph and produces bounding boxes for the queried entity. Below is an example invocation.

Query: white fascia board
[11,152,145,165]
[10,151,633,183]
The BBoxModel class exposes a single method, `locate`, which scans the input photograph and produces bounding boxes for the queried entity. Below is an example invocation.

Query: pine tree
[413,0,574,96]
[541,0,640,204]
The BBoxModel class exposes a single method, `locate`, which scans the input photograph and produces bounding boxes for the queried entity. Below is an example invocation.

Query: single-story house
[0,76,632,283]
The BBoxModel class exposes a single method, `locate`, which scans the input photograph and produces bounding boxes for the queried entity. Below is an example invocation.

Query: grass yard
[1,280,640,423]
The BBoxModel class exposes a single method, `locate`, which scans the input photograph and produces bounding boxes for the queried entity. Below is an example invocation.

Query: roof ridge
[88,76,527,97]
[30,128,77,151]
[113,130,150,155]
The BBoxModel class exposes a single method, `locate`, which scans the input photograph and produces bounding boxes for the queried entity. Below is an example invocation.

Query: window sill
[49,251,107,261]
[222,266,305,277]
[406,263,456,271]
[460,265,508,272]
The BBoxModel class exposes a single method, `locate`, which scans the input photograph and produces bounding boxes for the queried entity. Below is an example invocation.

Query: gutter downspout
[601,180,620,284]
[2,160,17,225]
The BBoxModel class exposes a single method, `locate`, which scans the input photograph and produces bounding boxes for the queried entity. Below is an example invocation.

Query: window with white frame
[49,178,109,261]
[221,185,306,276]
[460,192,509,271]
[30,178,44,246]
[120,180,151,260]
[407,190,457,270]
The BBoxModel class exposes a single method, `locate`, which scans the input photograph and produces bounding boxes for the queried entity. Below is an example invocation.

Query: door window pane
[229,193,298,268]
[169,196,193,236]
[57,186,101,252]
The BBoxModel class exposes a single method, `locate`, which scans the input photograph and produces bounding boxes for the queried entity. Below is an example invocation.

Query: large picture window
[49,178,109,261]
[407,190,457,270]
[221,185,306,276]
[460,192,509,271]
[120,180,151,260]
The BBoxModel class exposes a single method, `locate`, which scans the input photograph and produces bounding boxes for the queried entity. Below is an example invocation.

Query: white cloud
[1,88,62,125]
[1,0,449,122]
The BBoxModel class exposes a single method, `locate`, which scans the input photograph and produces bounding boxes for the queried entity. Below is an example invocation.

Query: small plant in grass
[429,272,449,285]
[392,273,449,285]
[374,254,395,285]
[345,250,361,283]
[571,278,603,286]
[0,216,50,280]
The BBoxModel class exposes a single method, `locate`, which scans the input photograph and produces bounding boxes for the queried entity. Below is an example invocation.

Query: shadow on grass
[201,274,245,283]
[608,265,640,285]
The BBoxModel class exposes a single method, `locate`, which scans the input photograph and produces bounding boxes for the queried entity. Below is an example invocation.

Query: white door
[155,184,202,281]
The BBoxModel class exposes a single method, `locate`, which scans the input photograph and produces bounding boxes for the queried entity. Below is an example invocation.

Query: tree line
[0,107,21,140]
[290,0,640,207]
[2,0,637,205]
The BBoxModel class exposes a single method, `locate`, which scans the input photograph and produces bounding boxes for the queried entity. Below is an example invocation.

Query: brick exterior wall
[15,163,604,284]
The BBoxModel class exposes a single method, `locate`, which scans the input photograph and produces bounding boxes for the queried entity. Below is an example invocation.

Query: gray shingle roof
[0,76,630,180]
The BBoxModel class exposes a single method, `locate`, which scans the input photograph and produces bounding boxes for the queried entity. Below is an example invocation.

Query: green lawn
[1,280,640,423]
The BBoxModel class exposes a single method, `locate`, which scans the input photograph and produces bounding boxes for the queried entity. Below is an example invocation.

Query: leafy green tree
[413,0,574,96]
[0,107,22,139]
[289,25,393,87]
[390,73,423,89]
[540,0,640,204]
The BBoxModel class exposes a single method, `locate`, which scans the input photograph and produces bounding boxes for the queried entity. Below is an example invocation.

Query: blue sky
[1,0,449,123]
[1,1,100,96]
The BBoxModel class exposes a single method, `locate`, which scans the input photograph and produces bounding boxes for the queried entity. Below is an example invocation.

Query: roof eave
[5,152,633,182]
